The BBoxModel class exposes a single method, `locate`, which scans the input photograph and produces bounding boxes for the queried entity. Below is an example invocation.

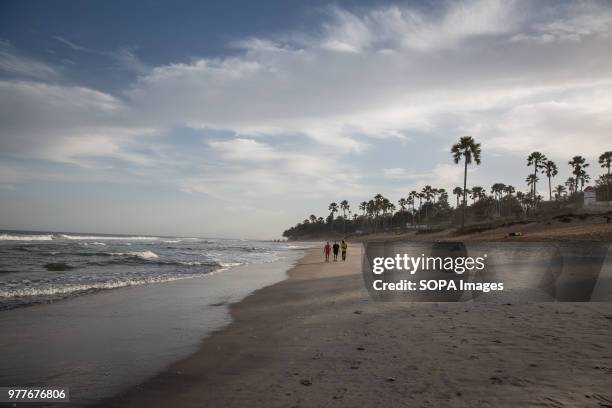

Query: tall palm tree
[409,191,418,222]
[339,200,350,233]
[452,187,462,208]
[398,198,407,212]
[328,202,338,231]
[417,192,425,224]
[599,151,612,201]
[471,186,485,202]
[503,185,515,197]
[309,214,317,224]
[527,152,547,200]
[491,183,505,215]
[422,186,434,224]
[568,155,588,193]
[359,201,367,216]
[451,136,482,227]
[526,174,539,202]
[542,160,558,201]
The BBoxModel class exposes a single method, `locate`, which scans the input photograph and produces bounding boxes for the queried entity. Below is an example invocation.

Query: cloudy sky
[1,0,611,238]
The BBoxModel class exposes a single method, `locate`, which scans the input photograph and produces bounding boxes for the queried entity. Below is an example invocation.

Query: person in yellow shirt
[341,240,348,261]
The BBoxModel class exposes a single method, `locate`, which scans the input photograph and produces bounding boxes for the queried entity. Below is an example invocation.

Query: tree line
[283,137,612,239]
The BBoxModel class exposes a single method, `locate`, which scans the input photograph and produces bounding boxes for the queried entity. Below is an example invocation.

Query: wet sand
[0,252,302,406]
[104,245,612,407]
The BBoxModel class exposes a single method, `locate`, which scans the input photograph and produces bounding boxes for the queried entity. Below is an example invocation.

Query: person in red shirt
[324,242,331,262]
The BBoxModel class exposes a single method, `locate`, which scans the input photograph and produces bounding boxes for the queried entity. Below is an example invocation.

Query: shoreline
[0,250,304,406]
[103,244,612,407]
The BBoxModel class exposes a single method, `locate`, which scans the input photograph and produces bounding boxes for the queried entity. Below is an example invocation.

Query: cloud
[0,40,58,79]
[53,36,90,52]
[53,36,149,74]
[0,80,157,166]
[181,138,366,201]
[0,0,611,205]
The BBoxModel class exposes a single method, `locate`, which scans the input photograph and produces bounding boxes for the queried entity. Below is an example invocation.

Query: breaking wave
[0,234,54,241]
[105,251,159,260]
[0,275,209,299]
[59,234,159,241]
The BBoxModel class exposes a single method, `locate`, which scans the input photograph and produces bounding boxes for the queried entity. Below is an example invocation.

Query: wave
[219,262,243,268]
[0,234,53,241]
[105,251,159,260]
[58,234,160,241]
[163,239,182,243]
[0,274,211,299]
[282,245,310,250]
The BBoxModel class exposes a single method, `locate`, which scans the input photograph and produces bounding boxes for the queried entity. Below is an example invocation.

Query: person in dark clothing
[332,241,340,261]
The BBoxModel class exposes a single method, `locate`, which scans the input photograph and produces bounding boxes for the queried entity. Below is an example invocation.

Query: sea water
[0,230,311,405]
[0,230,305,310]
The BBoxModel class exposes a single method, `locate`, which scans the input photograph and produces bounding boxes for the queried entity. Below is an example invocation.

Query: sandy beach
[103,244,612,408]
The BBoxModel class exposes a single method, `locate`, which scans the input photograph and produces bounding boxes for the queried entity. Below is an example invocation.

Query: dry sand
[104,245,612,408]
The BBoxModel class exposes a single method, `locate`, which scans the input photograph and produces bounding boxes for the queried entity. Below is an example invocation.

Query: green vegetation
[282,140,611,240]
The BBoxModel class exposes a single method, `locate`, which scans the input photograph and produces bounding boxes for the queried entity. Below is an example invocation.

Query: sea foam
[0,234,54,241]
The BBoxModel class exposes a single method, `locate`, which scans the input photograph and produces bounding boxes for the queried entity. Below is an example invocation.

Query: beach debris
[353,310,363,314]
[508,231,523,237]
[300,379,312,386]
[356,347,365,351]
[386,377,396,382]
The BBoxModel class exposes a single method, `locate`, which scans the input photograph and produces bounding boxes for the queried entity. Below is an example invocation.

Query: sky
[0,0,611,239]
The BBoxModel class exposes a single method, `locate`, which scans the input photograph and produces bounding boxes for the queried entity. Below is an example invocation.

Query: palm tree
[565,177,576,194]
[568,156,588,193]
[542,160,558,201]
[340,200,349,233]
[554,184,566,200]
[503,185,515,197]
[432,188,439,203]
[398,198,407,212]
[451,136,482,227]
[471,186,485,202]
[328,202,338,231]
[409,191,418,222]
[417,192,425,224]
[438,189,448,205]
[359,201,367,216]
[526,174,539,202]
[579,170,590,191]
[490,183,505,216]
[599,151,612,201]
[527,152,547,200]
[422,186,434,224]
[452,187,462,208]
[309,214,317,224]
[372,194,385,231]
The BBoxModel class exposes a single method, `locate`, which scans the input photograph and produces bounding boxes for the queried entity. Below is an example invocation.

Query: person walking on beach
[324,242,331,262]
[333,241,340,261]
[341,240,348,261]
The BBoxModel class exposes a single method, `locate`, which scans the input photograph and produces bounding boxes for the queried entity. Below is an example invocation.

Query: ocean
[0,230,310,405]
[0,230,303,310]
